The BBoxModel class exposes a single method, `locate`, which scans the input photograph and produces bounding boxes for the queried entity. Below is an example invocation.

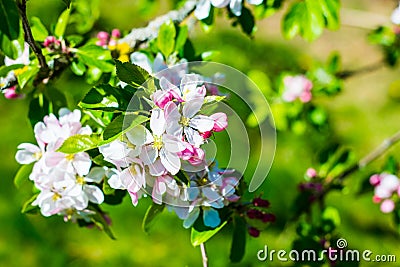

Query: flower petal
[190,115,214,132]
[150,108,166,136]
[203,208,221,228]
[194,0,211,20]
[160,148,181,175]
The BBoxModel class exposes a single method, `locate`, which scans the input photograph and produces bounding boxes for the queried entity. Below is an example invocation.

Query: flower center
[76,176,85,185]
[52,192,61,201]
[34,152,42,160]
[179,116,190,127]
[198,177,209,186]
[153,135,163,150]
[65,154,75,161]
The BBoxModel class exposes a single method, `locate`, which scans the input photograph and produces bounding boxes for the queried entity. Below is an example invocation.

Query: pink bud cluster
[43,36,68,53]
[246,197,275,238]
[282,75,313,103]
[96,29,121,47]
[370,173,400,213]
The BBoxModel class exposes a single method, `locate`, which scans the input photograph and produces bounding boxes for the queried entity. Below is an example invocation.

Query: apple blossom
[194,0,263,20]
[282,75,313,103]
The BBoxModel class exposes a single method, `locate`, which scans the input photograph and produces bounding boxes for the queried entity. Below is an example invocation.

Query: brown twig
[336,60,385,79]
[17,0,48,71]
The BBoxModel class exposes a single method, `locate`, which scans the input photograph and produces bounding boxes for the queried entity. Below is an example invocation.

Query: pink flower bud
[97,31,109,41]
[253,197,270,208]
[200,131,212,139]
[95,40,107,47]
[178,142,205,166]
[369,174,381,186]
[306,168,317,178]
[111,29,121,38]
[248,227,260,237]
[3,86,23,99]
[372,195,381,203]
[380,199,395,213]
[282,75,313,103]
[210,112,228,132]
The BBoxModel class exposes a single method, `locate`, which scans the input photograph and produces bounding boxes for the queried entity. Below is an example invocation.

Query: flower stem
[200,243,208,267]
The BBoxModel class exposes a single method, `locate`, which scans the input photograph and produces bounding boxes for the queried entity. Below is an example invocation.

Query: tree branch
[200,243,208,267]
[327,129,400,184]
[119,0,197,49]
[336,60,385,79]
[17,0,48,70]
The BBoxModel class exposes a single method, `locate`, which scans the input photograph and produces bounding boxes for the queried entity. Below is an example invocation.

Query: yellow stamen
[34,152,42,160]
[65,154,75,161]
[179,116,190,127]
[52,192,61,201]
[153,135,163,150]
[198,177,209,186]
[76,176,85,185]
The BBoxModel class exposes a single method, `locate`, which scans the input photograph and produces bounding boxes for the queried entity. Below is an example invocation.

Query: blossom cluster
[370,173,400,213]
[281,75,313,103]
[15,109,105,220]
[100,72,237,227]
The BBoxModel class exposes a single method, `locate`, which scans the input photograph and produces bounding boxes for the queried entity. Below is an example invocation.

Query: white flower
[392,4,400,25]
[4,42,30,66]
[15,143,44,165]
[165,99,214,147]
[127,108,185,174]
[99,137,140,169]
[194,0,263,20]
[45,151,92,177]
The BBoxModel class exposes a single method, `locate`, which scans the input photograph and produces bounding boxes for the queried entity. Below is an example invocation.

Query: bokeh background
[1,0,400,266]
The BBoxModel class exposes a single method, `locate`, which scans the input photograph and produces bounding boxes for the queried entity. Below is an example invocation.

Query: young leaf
[17,66,40,89]
[101,114,149,144]
[230,215,247,263]
[76,45,114,72]
[191,221,227,247]
[71,59,86,76]
[14,163,34,188]
[54,8,71,38]
[175,25,188,54]
[30,17,49,42]
[157,20,176,58]
[142,203,165,233]
[57,134,101,154]
[91,209,116,240]
[236,7,256,36]
[0,0,20,40]
[115,60,150,87]
[21,194,40,214]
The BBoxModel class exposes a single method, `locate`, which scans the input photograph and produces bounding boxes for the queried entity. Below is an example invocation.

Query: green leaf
[0,30,24,59]
[230,215,247,263]
[57,134,101,154]
[115,60,150,87]
[71,59,86,76]
[322,206,341,227]
[54,8,71,38]
[91,209,116,240]
[76,45,114,72]
[28,95,50,127]
[30,17,49,42]
[142,203,165,233]
[175,25,188,54]
[21,194,39,214]
[101,114,149,144]
[191,221,227,247]
[318,0,340,30]
[17,66,40,89]
[282,0,325,42]
[14,163,34,188]
[0,64,24,77]
[236,7,256,36]
[157,20,176,58]
[79,84,133,112]
[62,0,72,8]
[102,180,115,195]
[104,189,127,205]
[0,0,20,40]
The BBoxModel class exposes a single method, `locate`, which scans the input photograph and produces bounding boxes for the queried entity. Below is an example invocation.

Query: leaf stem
[336,60,384,79]
[200,243,208,267]
[17,0,48,70]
